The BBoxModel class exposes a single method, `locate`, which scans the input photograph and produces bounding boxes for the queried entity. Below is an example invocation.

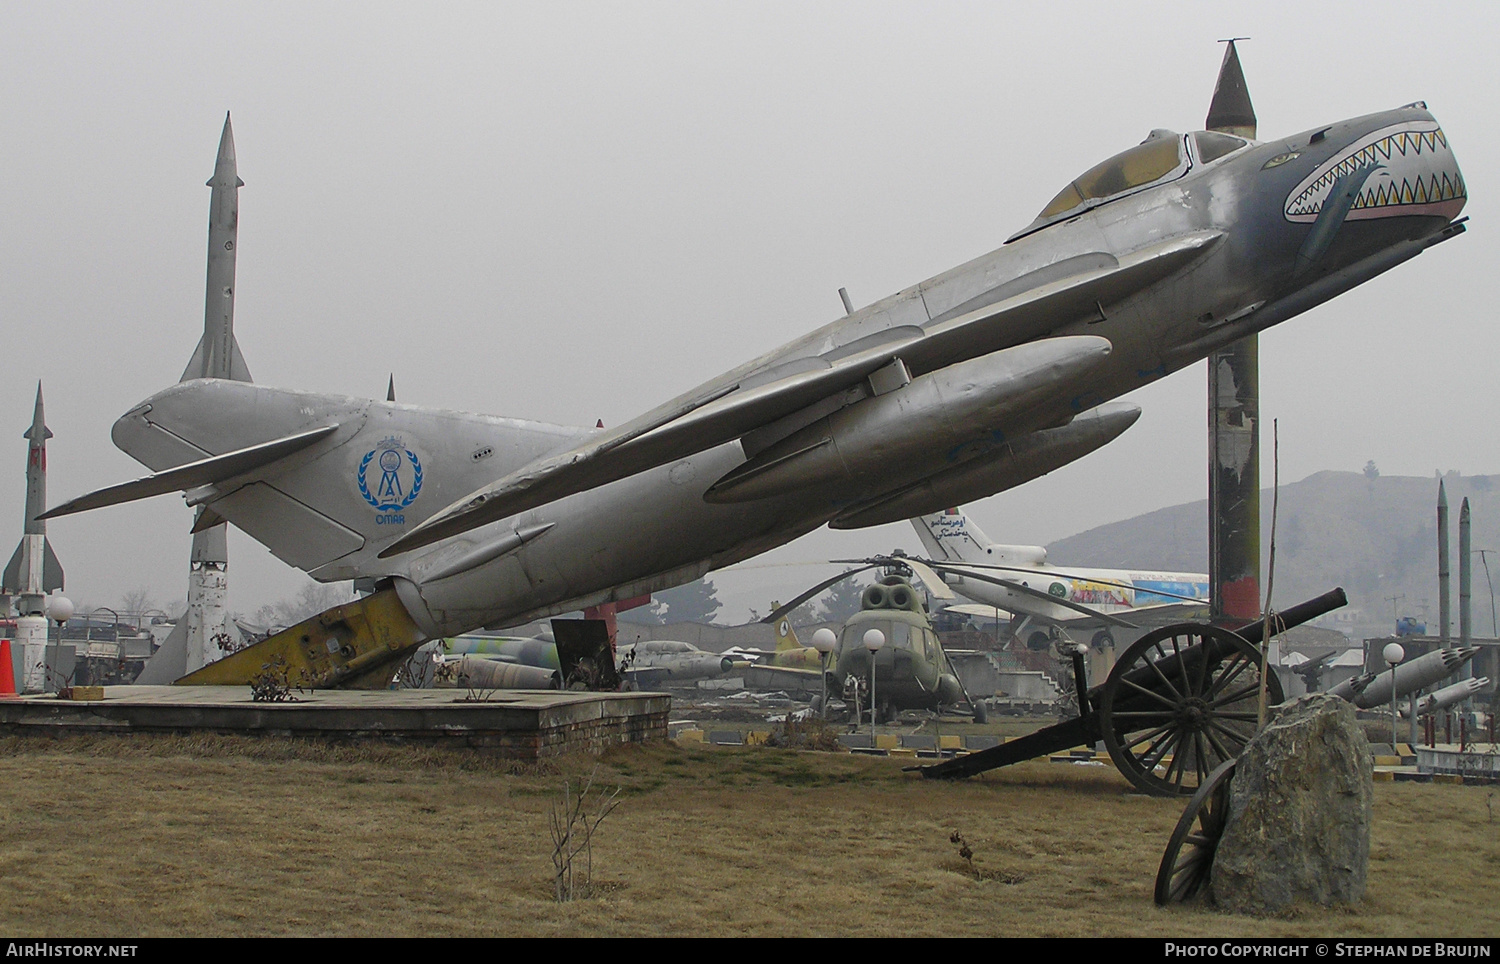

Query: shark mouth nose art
[1285,121,1466,222]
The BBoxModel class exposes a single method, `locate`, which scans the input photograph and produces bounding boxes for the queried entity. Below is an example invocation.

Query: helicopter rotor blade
[760,563,882,624]
[833,554,957,601]
[900,557,957,600]
[761,552,958,626]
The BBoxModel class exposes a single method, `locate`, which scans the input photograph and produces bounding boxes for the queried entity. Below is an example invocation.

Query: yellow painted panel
[178,587,424,689]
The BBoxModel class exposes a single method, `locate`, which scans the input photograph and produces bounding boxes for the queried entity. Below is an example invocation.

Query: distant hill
[1046,471,1500,639]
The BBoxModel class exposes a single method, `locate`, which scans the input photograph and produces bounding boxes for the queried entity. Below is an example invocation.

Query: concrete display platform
[1416,742,1500,779]
[0,685,670,760]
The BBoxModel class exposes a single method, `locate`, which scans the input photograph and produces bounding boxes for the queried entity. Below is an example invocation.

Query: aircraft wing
[382,231,1222,557]
[382,332,924,557]
[944,597,1208,629]
[1035,600,1211,631]
[1106,600,1212,624]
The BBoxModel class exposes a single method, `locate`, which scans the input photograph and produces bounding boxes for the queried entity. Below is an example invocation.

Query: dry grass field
[0,733,1495,938]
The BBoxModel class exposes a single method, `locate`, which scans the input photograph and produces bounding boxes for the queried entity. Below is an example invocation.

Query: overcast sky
[3,2,1497,621]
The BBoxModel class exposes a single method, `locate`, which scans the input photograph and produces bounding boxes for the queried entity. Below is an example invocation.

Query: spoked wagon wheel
[1154,758,1236,905]
[1098,623,1281,797]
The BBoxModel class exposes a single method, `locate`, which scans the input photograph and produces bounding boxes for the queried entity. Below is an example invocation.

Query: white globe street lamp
[1383,642,1405,752]
[45,595,74,624]
[45,595,73,693]
[811,628,837,719]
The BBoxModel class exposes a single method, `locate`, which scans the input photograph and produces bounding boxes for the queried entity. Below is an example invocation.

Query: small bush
[763,714,842,751]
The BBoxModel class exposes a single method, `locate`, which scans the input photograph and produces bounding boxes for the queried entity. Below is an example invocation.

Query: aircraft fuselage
[101,104,1465,643]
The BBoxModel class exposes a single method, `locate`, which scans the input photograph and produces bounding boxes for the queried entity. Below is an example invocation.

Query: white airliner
[911,508,1210,649]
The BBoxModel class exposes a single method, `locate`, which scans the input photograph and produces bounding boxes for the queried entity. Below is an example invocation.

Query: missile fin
[2,542,20,594]
[181,332,253,384]
[41,539,62,592]
[191,507,228,533]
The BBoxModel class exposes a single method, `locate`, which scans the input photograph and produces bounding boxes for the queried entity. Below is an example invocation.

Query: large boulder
[1210,693,1372,915]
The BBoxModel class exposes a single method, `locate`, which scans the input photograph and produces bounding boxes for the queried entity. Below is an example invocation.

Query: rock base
[1210,693,1372,915]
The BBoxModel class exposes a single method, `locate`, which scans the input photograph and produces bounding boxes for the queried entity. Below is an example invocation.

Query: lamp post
[45,595,73,693]
[864,628,885,741]
[811,628,836,720]
[1383,642,1405,753]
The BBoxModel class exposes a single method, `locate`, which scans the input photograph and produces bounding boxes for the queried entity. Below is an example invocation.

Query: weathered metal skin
[704,335,1112,504]
[68,98,1467,653]
[829,401,1140,529]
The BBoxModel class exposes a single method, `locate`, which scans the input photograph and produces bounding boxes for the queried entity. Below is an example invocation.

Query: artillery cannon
[916,588,1348,796]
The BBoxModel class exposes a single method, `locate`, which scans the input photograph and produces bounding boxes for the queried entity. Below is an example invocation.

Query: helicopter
[776,565,989,725]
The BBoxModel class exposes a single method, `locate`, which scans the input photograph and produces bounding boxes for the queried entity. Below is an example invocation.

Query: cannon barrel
[1085,587,1350,714]
[916,588,1348,780]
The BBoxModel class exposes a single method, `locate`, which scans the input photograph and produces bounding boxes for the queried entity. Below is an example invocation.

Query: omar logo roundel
[357,436,424,525]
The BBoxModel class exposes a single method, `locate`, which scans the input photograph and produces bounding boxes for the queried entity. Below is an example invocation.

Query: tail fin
[46,378,589,582]
[912,508,994,563]
[773,616,802,652]
[911,507,1047,566]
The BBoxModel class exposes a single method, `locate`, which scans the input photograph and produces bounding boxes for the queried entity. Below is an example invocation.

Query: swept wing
[382,231,1221,557]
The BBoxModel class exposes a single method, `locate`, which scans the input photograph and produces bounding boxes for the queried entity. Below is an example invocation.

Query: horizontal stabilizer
[42,423,338,519]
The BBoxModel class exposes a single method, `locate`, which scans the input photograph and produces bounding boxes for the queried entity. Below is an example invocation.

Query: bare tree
[549,767,621,901]
[251,579,354,630]
[118,587,157,622]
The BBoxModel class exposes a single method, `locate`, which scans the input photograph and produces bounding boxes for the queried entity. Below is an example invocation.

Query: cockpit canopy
[1013,129,1249,240]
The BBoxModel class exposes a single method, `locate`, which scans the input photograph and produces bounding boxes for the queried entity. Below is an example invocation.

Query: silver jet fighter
[46,51,1468,687]
[616,640,747,689]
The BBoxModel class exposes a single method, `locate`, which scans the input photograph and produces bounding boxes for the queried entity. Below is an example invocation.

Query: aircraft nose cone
[1284,112,1466,225]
